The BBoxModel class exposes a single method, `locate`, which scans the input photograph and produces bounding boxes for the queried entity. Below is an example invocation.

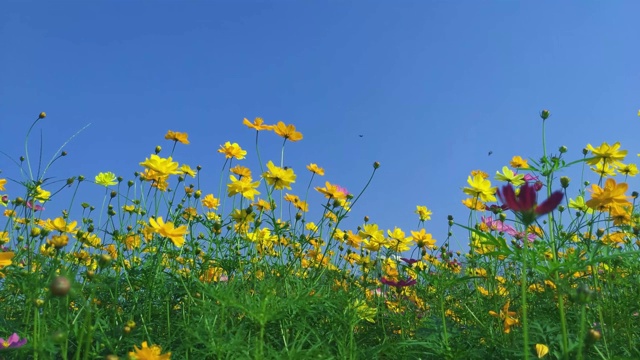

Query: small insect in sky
[488,151,493,156]
[359,134,364,138]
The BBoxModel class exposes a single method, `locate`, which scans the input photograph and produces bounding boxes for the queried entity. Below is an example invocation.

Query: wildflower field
[1,111,640,360]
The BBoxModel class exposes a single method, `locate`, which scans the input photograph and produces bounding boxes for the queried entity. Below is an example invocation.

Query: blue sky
[1,1,639,253]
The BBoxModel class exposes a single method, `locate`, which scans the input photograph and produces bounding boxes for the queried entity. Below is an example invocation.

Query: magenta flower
[497,183,563,225]
[380,277,417,288]
[400,257,419,265]
[26,201,45,212]
[0,333,27,350]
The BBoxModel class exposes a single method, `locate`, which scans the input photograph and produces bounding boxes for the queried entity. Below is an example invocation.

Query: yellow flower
[129,341,171,360]
[180,164,196,177]
[387,227,412,252]
[148,217,187,248]
[315,182,348,200]
[0,178,6,191]
[243,117,273,131]
[510,156,528,169]
[164,130,189,145]
[95,172,117,187]
[34,186,50,202]
[47,234,69,249]
[230,165,252,178]
[618,163,639,176]
[353,299,377,323]
[462,197,486,211]
[535,344,549,358]
[495,166,525,186]
[415,205,432,221]
[306,163,325,176]
[227,175,261,200]
[43,217,78,233]
[586,142,627,168]
[409,229,436,249]
[139,154,182,176]
[0,252,14,268]
[586,178,631,211]
[568,196,593,214]
[590,161,616,177]
[253,198,272,211]
[488,301,518,333]
[263,161,296,190]
[218,142,247,160]
[201,194,220,210]
[273,121,303,142]
[463,174,497,203]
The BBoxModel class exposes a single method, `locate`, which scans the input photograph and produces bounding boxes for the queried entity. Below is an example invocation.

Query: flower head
[218,142,247,160]
[306,163,325,176]
[227,175,261,200]
[140,155,182,177]
[380,276,417,288]
[415,205,432,221]
[263,161,296,190]
[148,217,188,247]
[495,166,525,186]
[0,333,27,350]
[535,344,549,358]
[497,183,563,225]
[489,301,519,333]
[164,130,190,145]
[243,117,273,131]
[129,341,171,360]
[586,178,631,211]
[463,174,497,203]
[273,121,303,142]
[95,172,117,187]
[586,142,627,168]
[0,179,6,191]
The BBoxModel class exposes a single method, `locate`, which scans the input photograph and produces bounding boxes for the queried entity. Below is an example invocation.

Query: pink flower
[497,183,563,225]
[26,201,44,212]
[0,333,27,350]
[380,277,417,288]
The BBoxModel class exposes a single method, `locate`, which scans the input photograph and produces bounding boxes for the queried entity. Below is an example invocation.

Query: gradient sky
[2,1,639,253]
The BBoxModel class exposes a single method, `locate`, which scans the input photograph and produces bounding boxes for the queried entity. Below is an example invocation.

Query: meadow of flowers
[0,111,639,359]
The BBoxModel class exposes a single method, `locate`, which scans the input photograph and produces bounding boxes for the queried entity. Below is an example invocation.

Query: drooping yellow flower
[306,163,325,176]
[586,142,627,168]
[415,205,432,221]
[263,161,296,190]
[0,178,6,191]
[148,217,187,248]
[510,156,528,169]
[243,117,273,131]
[463,174,497,202]
[129,341,171,360]
[315,182,348,200]
[201,194,220,209]
[495,166,525,186]
[387,227,412,252]
[47,234,69,249]
[227,175,260,200]
[273,121,303,142]
[568,196,593,214]
[94,172,117,187]
[488,301,519,333]
[590,161,617,177]
[535,343,549,358]
[462,197,486,211]
[470,170,489,179]
[140,154,182,176]
[0,232,9,244]
[164,130,189,145]
[218,142,247,160]
[586,178,631,211]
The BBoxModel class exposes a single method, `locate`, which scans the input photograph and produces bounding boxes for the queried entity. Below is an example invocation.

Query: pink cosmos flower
[380,277,417,288]
[0,333,27,350]
[497,183,563,225]
[26,201,45,212]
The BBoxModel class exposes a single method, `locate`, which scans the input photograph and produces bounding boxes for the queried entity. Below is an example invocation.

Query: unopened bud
[67,177,75,185]
[38,112,47,119]
[50,276,71,297]
[560,176,570,188]
[373,161,380,169]
[596,228,605,237]
[582,148,589,156]
[559,145,568,153]
[364,216,369,222]
[155,146,161,154]
[540,109,550,120]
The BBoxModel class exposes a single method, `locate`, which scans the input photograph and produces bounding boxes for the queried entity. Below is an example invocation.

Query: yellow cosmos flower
[415,205,432,221]
[0,178,6,191]
[34,186,50,202]
[462,197,486,211]
[535,344,549,358]
[243,117,273,131]
[495,166,525,186]
[618,163,639,176]
[470,170,489,179]
[586,178,631,211]
[43,217,78,233]
[568,196,593,214]
[218,142,247,160]
[353,299,377,323]
[227,175,261,200]
[387,227,412,252]
[148,217,187,248]
[140,154,182,176]
[306,163,325,176]
[201,194,220,209]
[590,161,616,177]
[129,341,171,360]
[94,172,117,187]
[463,174,497,203]
[180,164,196,177]
[164,130,189,145]
[230,165,252,178]
[253,198,272,211]
[273,121,303,142]
[409,228,437,249]
[47,234,69,249]
[0,232,9,244]
[510,156,528,169]
[586,141,627,168]
[315,182,348,200]
[263,161,296,190]
[488,301,519,333]
[0,252,14,268]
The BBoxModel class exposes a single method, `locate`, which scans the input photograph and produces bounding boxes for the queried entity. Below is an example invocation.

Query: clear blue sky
[2,1,639,252]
